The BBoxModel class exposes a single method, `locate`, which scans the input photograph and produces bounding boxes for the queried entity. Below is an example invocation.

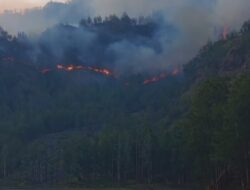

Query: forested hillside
[0,14,250,190]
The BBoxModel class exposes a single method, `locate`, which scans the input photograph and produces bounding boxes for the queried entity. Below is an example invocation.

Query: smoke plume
[0,0,250,74]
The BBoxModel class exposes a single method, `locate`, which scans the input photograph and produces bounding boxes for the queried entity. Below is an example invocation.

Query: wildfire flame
[42,64,114,77]
[42,64,181,85]
[1,56,182,85]
[143,68,181,85]
[172,68,180,76]
[88,67,113,76]
[144,73,167,85]
[223,25,228,40]
[41,68,52,74]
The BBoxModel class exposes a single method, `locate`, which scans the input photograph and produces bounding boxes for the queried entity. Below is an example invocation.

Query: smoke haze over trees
[0,0,250,70]
[0,20,250,189]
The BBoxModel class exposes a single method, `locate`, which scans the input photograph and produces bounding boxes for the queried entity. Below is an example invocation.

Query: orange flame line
[41,64,181,85]
[42,64,114,77]
[143,69,181,85]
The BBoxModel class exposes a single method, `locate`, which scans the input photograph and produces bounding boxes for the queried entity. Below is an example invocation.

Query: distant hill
[0,17,250,190]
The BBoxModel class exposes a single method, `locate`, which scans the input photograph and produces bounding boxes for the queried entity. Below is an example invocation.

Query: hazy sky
[0,0,66,12]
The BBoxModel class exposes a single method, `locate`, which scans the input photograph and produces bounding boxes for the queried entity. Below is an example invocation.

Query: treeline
[78,13,159,43]
[171,75,250,190]
[80,13,156,28]
[173,20,250,190]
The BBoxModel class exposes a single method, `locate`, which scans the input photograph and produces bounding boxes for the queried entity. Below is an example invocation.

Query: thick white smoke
[0,0,249,73]
[0,0,91,35]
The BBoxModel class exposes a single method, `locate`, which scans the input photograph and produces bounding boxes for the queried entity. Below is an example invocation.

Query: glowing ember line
[144,73,167,85]
[57,64,64,70]
[143,69,181,85]
[41,64,114,77]
[41,68,52,74]
[172,68,180,76]
[41,64,180,85]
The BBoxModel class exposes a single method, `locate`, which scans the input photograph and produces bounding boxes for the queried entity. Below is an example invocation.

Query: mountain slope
[0,19,250,189]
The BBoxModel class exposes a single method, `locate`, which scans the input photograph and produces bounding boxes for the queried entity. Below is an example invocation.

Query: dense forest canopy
[0,9,250,190]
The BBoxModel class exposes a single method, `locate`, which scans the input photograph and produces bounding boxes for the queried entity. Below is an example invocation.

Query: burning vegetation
[223,25,229,40]
[143,68,181,85]
[41,64,114,77]
[41,64,181,85]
